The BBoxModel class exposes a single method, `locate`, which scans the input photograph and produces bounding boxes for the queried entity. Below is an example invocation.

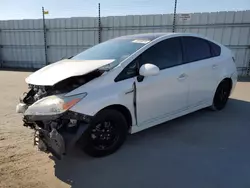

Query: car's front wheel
[82,109,128,157]
[211,79,231,111]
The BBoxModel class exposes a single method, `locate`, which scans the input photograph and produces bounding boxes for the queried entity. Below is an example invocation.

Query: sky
[0,0,249,20]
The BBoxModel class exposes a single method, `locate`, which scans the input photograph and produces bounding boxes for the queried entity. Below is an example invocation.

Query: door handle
[212,64,218,69]
[178,73,187,80]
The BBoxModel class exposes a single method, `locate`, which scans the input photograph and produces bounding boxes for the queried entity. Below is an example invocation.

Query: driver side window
[115,37,183,82]
[140,37,183,70]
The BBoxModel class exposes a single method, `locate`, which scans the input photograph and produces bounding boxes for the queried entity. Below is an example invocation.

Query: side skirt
[131,102,211,134]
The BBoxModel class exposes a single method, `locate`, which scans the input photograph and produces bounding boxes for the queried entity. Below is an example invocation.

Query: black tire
[211,80,231,111]
[82,109,128,157]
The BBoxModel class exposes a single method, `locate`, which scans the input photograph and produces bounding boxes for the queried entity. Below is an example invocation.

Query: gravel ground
[0,70,250,188]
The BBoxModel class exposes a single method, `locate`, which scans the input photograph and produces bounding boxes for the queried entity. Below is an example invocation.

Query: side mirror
[139,63,160,77]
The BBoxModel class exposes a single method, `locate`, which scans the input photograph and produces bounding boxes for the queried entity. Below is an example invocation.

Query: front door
[135,37,189,127]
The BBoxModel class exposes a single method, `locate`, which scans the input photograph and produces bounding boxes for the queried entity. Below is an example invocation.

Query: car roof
[116,32,223,47]
[117,33,173,41]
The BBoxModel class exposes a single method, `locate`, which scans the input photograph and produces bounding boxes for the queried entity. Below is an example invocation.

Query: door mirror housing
[139,63,160,77]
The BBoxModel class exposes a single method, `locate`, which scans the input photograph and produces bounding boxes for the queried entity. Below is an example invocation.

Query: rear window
[182,36,211,63]
[209,42,221,57]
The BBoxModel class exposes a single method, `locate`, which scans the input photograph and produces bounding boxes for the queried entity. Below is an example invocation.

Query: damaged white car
[16,33,237,159]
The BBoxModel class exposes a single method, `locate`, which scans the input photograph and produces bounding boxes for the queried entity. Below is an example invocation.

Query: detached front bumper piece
[34,123,89,160]
[17,101,93,160]
[34,128,66,159]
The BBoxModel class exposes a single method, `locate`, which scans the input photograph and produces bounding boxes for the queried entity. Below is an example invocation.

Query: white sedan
[16,33,237,159]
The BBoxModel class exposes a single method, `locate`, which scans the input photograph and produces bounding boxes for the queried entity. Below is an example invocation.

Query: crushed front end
[16,75,96,159]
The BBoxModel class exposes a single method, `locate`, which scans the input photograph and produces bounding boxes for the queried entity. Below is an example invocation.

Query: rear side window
[209,42,221,57]
[182,36,211,63]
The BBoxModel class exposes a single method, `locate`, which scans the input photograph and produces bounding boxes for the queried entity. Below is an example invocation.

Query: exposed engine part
[23,117,36,129]
[21,70,103,106]
[63,111,93,123]
[33,87,47,101]
[42,120,64,131]
[68,119,77,128]
[21,90,36,105]
[50,121,61,129]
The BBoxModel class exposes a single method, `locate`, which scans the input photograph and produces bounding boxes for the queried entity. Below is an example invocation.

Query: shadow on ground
[0,67,37,72]
[52,98,250,188]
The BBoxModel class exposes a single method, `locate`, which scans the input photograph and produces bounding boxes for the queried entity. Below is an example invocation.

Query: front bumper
[16,102,93,159]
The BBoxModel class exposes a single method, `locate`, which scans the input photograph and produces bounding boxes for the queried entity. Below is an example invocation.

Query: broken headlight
[24,93,87,116]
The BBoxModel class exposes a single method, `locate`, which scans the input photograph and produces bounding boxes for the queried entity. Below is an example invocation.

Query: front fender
[69,79,135,122]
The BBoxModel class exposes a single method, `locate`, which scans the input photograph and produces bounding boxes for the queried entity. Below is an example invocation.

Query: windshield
[72,38,150,69]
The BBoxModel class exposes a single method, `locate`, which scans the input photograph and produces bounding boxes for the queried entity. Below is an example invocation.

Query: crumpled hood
[25,59,114,86]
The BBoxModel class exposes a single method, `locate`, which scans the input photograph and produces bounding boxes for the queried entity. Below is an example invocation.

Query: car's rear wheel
[82,109,127,157]
[211,80,231,111]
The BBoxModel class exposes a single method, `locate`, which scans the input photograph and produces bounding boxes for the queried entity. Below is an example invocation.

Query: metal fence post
[42,7,48,65]
[247,58,250,76]
[98,3,102,43]
[172,0,177,32]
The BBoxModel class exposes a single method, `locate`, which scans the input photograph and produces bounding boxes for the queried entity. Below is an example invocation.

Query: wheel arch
[219,77,232,91]
[212,77,232,99]
[97,104,133,130]
[212,77,232,101]
[210,77,232,111]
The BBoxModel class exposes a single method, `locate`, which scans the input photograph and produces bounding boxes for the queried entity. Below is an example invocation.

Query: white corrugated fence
[0,10,249,75]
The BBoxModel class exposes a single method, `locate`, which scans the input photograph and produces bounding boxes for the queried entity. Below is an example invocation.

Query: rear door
[181,36,220,108]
